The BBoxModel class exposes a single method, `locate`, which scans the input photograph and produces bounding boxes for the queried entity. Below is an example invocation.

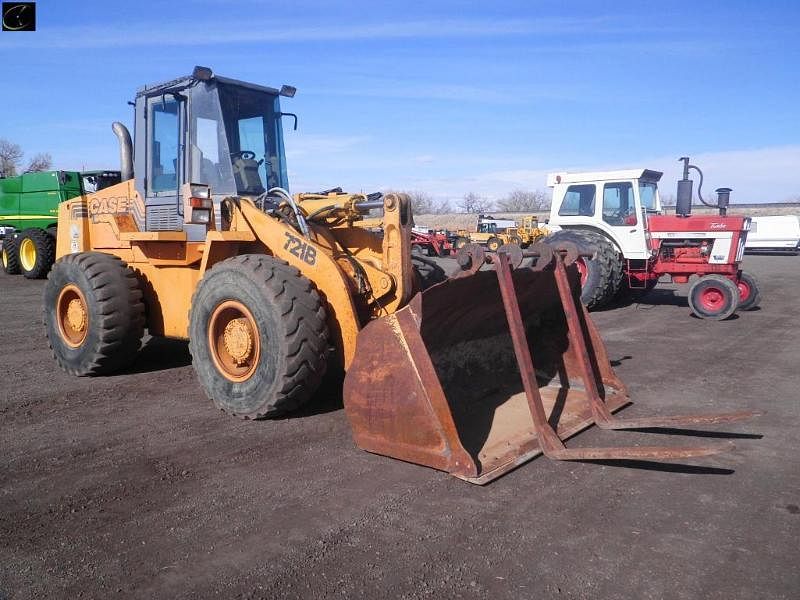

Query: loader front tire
[44,252,145,375]
[2,235,20,275]
[18,228,56,279]
[188,255,329,419]
[545,229,623,310]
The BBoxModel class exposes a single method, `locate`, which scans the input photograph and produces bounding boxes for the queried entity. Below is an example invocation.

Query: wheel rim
[1,248,7,268]
[19,238,36,271]
[208,300,261,383]
[737,279,750,302]
[57,285,89,348]
[575,258,589,287]
[699,286,726,312]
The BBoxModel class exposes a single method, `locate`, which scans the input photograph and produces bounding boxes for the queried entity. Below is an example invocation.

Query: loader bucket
[343,242,757,484]
[343,254,630,484]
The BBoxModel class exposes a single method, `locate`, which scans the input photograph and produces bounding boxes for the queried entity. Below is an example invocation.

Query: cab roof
[546,168,663,187]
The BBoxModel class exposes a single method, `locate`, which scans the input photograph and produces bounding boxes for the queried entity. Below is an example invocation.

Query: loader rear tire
[2,235,20,275]
[688,275,739,320]
[736,271,761,310]
[18,228,56,279]
[486,236,501,251]
[453,236,469,250]
[545,229,623,309]
[188,255,329,419]
[44,252,145,375]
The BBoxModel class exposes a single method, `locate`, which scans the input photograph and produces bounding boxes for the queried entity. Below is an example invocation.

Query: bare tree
[496,189,550,212]
[457,191,493,213]
[385,190,452,215]
[431,198,452,214]
[407,190,433,215]
[26,152,53,173]
[660,193,676,207]
[0,139,24,176]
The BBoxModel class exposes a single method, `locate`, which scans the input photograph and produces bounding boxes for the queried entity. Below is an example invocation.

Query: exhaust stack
[111,122,133,181]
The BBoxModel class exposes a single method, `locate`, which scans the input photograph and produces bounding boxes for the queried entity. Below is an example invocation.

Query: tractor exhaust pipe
[112,122,134,181]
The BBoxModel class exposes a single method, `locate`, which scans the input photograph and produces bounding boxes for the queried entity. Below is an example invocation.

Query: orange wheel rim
[57,284,89,348]
[208,300,261,383]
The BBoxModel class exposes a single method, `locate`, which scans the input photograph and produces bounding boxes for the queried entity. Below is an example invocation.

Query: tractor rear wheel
[2,235,20,275]
[44,252,145,375]
[687,275,739,320]
[545,229,623,309]
[736,271,761,310]
[18,228,56,279]
[188,254,330,419]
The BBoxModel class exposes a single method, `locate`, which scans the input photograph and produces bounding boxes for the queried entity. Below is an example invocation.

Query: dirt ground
[1,254,798,599]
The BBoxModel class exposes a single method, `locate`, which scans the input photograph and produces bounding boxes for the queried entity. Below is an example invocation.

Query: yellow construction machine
[44,67,756,484]
[506,215,548,247]
[453,214,545,251]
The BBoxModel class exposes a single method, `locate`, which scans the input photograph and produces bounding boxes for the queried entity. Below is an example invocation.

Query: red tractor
[411,228,455,257]
[545,157,760,320]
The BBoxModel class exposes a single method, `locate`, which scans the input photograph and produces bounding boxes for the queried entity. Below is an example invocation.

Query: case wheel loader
[44,67,757,483]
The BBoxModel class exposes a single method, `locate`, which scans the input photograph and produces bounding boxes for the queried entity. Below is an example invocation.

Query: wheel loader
[44,67,757,484]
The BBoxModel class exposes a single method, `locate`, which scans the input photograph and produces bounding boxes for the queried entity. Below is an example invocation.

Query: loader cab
[547,169,663,260]
[132,67,292,237]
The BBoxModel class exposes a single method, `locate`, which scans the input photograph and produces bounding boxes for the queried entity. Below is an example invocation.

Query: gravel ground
[1,254,798,599]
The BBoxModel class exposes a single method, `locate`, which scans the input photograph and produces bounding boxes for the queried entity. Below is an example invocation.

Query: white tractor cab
[545,158,760,320]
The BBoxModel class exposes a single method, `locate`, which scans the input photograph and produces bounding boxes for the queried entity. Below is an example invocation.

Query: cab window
[150,98,180,194]
[558,184,596,216]
[602,182,637,226]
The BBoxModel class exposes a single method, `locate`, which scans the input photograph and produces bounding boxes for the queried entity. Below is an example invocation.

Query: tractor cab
[120,66,296,238]
[546,169,663,260]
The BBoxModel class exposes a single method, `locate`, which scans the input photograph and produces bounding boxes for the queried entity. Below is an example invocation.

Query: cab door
[600,181,649,259]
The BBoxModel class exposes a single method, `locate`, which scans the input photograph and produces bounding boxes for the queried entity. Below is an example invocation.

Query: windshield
[219,84,284,195]
[639,181,659,211]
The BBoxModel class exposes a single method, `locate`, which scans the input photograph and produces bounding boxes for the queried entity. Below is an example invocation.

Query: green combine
[0,170,120,278]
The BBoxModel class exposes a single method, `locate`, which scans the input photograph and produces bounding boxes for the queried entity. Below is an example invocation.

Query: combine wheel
[736,271,761,310]
[453,236,469,250]
[18,228,56,279]
[188,254,329,419]
[545,229,623,309]
[687,275,739,320]
[44,252,145,375]
[486,236,501,251]
[1,235,20,275]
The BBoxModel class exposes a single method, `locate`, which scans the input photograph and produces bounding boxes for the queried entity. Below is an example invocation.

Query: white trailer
[744,215,800,254]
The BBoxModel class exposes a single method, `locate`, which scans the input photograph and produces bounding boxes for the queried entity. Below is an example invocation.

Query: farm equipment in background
[545,157,760,320]
[506,215,548,247]
[42,67,756,484]
[411,227,455,257]
[1,170,120,278]
[454,214,523,251]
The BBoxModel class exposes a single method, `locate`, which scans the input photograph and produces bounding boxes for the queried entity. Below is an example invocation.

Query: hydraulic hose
[268,187,311,238]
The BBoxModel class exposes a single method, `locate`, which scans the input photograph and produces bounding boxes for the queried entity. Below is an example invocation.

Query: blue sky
[1,0,798,204]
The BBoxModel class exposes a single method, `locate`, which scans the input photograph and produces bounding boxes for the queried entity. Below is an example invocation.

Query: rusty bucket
[343,243,756,484]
